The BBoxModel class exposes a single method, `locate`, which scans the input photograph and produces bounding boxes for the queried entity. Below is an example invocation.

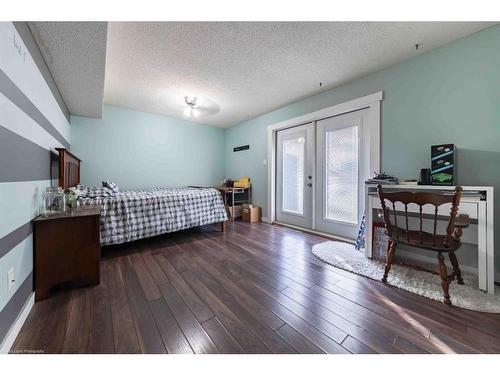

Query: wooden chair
[377,185,470,305]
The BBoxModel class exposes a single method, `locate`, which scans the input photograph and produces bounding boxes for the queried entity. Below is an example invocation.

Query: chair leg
[438,252,451,305]
[448,251,464,285]
[382,242,396,283]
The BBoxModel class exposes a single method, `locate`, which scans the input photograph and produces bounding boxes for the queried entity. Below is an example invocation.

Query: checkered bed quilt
[80,187,227,246]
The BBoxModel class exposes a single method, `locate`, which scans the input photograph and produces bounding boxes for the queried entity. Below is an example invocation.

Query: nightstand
[33,205,101,301]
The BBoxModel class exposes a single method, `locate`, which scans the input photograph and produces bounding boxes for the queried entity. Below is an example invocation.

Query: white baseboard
[261,217,271,223]
[0,292,34,354]
[274,221,355,244]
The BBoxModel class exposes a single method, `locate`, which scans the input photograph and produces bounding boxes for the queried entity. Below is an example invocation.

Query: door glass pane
[325,126,358,223]
[282,136,305,214]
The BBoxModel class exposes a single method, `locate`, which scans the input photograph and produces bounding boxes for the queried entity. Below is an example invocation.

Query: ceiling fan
[183,95,220,120]
[184,96,199,119]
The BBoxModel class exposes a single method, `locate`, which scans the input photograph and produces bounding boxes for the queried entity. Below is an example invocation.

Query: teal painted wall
[71,105,225,189]
[224,25,500,271]
[69,26,500,274]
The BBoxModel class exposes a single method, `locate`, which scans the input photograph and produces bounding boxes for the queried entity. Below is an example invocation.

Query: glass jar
[65,189,80,211]
[43,187,66,216]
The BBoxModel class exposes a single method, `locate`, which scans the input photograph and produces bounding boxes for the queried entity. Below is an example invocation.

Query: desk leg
[486,197,495,295]
[365,196,373,259]
[232,189,235,221]
[478,201,487,292]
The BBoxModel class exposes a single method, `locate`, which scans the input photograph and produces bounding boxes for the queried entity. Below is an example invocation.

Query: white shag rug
[312,241,500,313]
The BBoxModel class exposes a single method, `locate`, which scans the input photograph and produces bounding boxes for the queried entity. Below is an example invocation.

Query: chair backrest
[377,185,463,248]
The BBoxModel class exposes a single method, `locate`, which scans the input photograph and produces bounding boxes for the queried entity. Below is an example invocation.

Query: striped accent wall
[0,21,71,347]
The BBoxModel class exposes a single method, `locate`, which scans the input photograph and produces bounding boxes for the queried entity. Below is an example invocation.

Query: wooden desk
[365,184,494,294]
[33,205,101,301]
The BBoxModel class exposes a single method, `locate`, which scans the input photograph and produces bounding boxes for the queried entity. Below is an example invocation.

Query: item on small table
[400,179,418,186]
[222,178,234,187]
[64,186,83,210]
[43,186,66,216]
[233,176,251,188]
[431,144,455,185]
[418,168,432,185]
[366,172,399,185]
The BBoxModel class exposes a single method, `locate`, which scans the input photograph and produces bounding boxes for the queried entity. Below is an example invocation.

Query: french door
[276,123,314,228]
[315,110,367,239]
[276,109,368,240]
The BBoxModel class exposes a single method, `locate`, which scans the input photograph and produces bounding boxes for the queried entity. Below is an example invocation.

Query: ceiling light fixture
[184,96,200,119]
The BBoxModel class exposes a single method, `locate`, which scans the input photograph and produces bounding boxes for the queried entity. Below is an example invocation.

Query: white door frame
[267,92,383,233]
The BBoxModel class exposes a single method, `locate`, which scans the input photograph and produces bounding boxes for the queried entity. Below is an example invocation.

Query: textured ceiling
[29,22,108,118]
[29,22,495,127]
[104,22,495,128]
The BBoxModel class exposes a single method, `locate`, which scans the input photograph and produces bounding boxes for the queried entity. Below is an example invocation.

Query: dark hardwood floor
[11,221,500,354]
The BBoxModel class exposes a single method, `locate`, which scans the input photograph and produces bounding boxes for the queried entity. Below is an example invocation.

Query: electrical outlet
[8,267,15,291]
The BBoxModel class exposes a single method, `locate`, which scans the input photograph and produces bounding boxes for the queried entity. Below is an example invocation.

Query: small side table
[33,205,101,301]
[216,186,252,220]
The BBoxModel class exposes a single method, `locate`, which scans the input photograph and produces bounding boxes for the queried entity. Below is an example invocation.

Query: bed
[79,187,228,246]
[56,148,228,246]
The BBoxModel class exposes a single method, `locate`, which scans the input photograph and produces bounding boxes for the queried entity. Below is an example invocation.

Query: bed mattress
[80,187,227,246]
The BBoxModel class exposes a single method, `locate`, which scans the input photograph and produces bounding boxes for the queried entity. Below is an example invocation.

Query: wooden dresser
[33,205,101,301]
